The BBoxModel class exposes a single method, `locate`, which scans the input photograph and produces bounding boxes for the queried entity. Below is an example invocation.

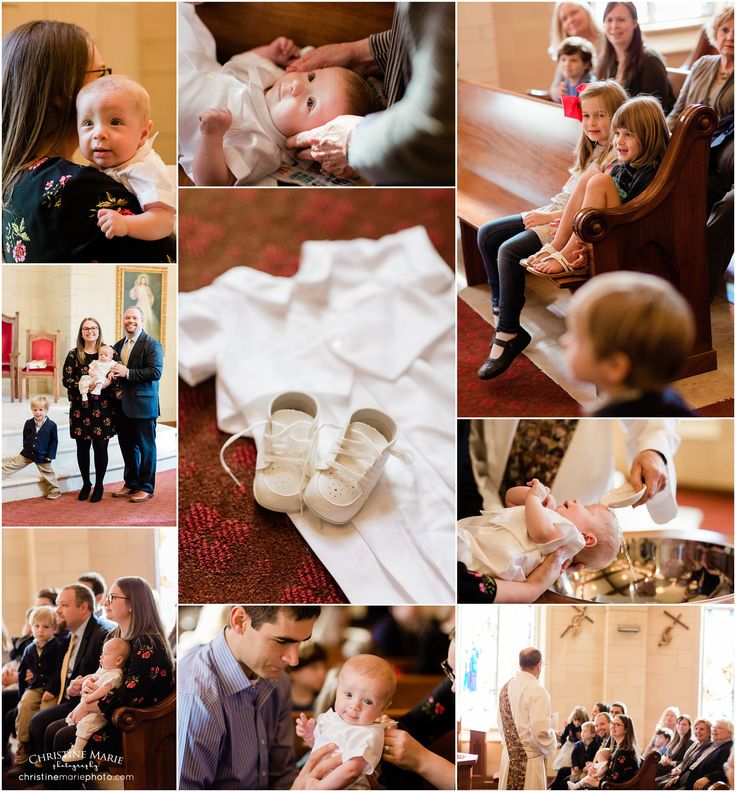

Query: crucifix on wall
[560,606,594,638]
[658,611,689,647]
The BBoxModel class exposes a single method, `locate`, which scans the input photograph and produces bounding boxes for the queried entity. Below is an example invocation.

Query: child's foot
[15,743,29,765]
[46,492,62,500]
[521,242,558,270]
[477,327,532,380]
[61,747,85,763]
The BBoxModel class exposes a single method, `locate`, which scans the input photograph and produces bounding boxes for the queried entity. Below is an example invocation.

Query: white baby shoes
[304,408,398,525]
[220,392,401,523]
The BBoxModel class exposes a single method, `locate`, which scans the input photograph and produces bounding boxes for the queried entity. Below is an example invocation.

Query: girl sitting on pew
[477,80,627,380]
[526,95,669,279]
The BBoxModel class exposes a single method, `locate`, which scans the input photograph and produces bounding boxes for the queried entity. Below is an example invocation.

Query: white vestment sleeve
[527,685,557,756]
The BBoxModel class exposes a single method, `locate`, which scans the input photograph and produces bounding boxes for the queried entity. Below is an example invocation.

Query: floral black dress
[602,748,640,784]
[92,633,174,755]
[3,157,175,263]
[63,350,118,442]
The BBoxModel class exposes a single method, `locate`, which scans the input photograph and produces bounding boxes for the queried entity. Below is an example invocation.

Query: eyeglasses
[440,659,455,684]
[104,593,130,603]
[82,326,99,332]
[86,66,112,78]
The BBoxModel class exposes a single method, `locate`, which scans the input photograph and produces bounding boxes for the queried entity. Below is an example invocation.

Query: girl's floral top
[91,633,174,750]
[2,157,175,263]
[63,350,119,441]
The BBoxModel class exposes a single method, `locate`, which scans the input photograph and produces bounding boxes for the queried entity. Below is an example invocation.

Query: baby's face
[335,666,389,726]
[98,347,114,362]
[99,642,124,670]
[77,89,151,168]
[265,68,350,137]
[555,498,604,536]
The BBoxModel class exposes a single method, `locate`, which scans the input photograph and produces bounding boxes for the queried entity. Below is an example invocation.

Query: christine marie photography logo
[18,750,133,784]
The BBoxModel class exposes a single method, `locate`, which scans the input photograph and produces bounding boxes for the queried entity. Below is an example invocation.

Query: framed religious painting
[115,265,168,350]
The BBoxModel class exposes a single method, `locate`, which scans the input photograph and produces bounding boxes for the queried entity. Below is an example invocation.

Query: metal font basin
[552,529,734,603]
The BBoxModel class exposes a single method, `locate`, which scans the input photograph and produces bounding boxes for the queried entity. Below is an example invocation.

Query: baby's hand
[268,36,301,66]
[199,107,233,137]
[295,712,316,747]
[526,479,550,500]
[97,208,129,239]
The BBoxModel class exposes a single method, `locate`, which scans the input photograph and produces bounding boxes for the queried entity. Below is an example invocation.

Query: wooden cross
[561,606,594,638]
[658,611,689,647]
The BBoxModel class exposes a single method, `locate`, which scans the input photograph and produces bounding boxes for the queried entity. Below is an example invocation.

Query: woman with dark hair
[2,20,174,263]
[586,714,640,787]
[598,3,675,113]
[62,317,118,502]
[656,715,694,778]
[57,576,174,762]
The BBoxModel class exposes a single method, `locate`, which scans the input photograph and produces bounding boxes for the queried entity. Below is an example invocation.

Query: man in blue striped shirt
[178,605,321,789]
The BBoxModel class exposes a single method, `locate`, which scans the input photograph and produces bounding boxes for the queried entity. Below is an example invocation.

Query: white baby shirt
[179,226,455,604]
[178,3,292,184]
[101,136,176,211]
[87,359,115,394]
[457,505,585,581]
[313,709,386,790]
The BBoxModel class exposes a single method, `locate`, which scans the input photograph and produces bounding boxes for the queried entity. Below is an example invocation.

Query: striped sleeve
[178,687,225,790]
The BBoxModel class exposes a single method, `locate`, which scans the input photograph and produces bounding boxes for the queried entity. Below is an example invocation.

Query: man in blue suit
[111,306,163,503]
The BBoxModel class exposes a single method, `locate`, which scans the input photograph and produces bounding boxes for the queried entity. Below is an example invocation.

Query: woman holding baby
[2,20,174,263]
[62,317,119,503]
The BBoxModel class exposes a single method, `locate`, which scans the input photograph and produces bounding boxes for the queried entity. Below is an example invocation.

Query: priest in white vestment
[498,647,557,790]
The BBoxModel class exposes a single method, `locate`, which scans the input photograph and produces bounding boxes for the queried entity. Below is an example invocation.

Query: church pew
[112,690,176,789]
[601,751,660,790]
[458,79,718,377]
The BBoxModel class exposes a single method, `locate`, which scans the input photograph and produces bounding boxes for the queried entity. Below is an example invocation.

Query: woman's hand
[285,116,364,178]
[291,743,342,789]
[285,38,375,76]
[382,728,427,772]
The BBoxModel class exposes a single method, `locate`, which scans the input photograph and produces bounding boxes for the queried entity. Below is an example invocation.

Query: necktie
[121,338,133,366]
[56,634,76,705]
[500,420,578,499]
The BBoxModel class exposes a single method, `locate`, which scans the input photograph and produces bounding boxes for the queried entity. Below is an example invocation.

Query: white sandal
[526,249,588,280]
[520,242,558,270]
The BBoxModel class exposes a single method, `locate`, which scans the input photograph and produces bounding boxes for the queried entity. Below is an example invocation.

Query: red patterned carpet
[2,470,176,527]
[178,188,455,603]
[457,297,580,417]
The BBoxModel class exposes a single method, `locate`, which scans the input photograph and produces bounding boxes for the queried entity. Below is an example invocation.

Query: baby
[296,654,396,790]
[568,747,611,789]
[62,637,130,762]
[457,478,620,582]
[76,75,176,241]
[78,344,115,402]
[563,272,697,417]
[178,5,377,185]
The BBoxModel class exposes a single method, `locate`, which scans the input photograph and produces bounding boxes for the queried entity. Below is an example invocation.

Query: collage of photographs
[0,1,733,791]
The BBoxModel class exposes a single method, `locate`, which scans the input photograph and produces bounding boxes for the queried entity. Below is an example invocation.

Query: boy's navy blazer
[113,330,162,420]
[18,635,64,696]
[21,417,58,463]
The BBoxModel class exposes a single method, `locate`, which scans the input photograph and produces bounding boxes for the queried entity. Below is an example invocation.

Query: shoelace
[220,418,317,490]
[319,423,413,489]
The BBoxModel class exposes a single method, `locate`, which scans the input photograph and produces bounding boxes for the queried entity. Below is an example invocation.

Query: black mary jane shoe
[477,327,532,380]
[90,484,104,503]
[78,482,92,501]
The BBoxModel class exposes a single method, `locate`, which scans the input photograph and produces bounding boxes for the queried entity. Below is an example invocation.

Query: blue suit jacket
[20,417,58,463]
[113,330,163,420]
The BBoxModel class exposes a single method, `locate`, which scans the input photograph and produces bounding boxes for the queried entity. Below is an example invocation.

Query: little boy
[569,721,602,784]
[76,75,176,241]
[296,654,396,789]
[2,396,61,499]
[78,344,115,402]
[178,4,377,185]
[568,746,611,789]
[62,637,131,762]
[653,727,673,756]
[457,478,620,582]
[14,606,64,765]
[563,272,697,417]
[555,36,596,100]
